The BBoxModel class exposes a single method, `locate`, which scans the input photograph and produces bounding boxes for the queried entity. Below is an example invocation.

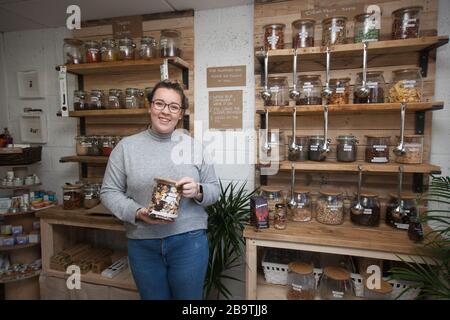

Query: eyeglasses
[151,99,182,114]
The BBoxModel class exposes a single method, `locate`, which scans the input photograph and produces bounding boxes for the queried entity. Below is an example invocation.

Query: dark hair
[147,80,188,110]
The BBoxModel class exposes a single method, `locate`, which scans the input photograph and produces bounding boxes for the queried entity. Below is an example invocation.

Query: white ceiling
[0,0,253,32]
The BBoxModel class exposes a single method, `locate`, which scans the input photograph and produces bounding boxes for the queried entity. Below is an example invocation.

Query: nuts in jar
[322,17,347,46]
[392,6,422,40]
[292,19,315,48]
[315,190,344,225]
[263,24,285,50]
[329,78,350,105]
[389,68,423,103]
[395,135,423,164]
[147,178,182,222]
[365,135,390,163]
[63,183,83,210]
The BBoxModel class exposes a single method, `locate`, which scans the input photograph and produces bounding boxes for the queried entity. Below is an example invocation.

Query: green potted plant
[203,180,257,299]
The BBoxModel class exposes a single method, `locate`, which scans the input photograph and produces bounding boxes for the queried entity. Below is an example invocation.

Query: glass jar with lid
[63,38,84,64]
[350,191,381,227]
[102,136,115,156]
[392,6,423,40]
[365,135,390,163]
[354,13,380,43]
[288,136,309,161]
[386,193,418,230]
[83,184,101,209]
[73,90,88,111]
[100,38,118,62]
[118,37,136,60]
[138,89,145,108]
[260,187,283,220]
[89,89,106,109]
[395,135,423,164]
[322,16,347,46]
[144,87,153,108]
[309,135,328,161]
[139,36,158,59]
[160,29,182,57]
[354,71,385,103]
[329,78,350,104]
[287,262,316,300]
[87,136,102,156]
[107,89,124,109]
[316,190,344,225]
[292,19,315,48]
[364,279,393,300]
[318,266,355,299]
[297,75,322,105]
[125,88,144,109]
[266,76,289,106]
[274,203,287,230]
[263,24,285,50]
[85,40,101,63]
[389,68,423,103]
[289,188,312,222]
[63,183,83,210]
[336,135,358,162]
[75,136,91,156]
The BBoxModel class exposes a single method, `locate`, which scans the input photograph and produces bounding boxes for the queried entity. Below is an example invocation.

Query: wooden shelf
[60,156,109,164]
[0,242,39,252]
[58,57,190,75]
[0,270,41,284]
[256,102,444,115]
[255,36,449,72]
[0,183,42,190]
[271,161,441,174]
[0,210,36,217]
[69,109,148,117]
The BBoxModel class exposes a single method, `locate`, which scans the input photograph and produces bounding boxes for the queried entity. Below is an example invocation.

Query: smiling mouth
[158,117,171,124]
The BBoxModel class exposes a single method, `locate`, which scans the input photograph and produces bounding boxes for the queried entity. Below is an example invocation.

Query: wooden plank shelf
[0,210,36,217]
[57,57,190,75]
[0,243,39,252]
[255,36,449,73]
[0,183,42,190]
[60,156,109,164]
[256,102,444,115]
[271,161,441,174]
[0,270,41,284]
[69,109,148,117]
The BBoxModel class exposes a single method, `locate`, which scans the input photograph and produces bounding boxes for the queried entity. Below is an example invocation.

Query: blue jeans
[127,229,209,300]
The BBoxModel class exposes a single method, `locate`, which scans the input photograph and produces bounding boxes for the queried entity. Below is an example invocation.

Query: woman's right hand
[136,207,172,225]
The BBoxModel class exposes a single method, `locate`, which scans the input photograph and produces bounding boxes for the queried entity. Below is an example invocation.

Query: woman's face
[149,88,183,134]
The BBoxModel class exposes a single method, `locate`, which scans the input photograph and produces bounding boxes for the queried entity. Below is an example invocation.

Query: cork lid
[294,188,310,194]
[389,192,417,200]
[319,190,343,197]
[154,177,177,186]
[356,191,379,198]
[364,279,393,294]
[260,186,282,193]
[63,183,83,190]
[288,262,313,275]
[323,266,351,281]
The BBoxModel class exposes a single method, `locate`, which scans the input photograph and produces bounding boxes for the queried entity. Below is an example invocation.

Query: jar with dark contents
[386,193,418,230]
[89,89,106,110]
[287,262,316,300]
[329,78,350,105]
[274,203,287,230]
[354,13,380,43]
[118,37,136,60]
[309,135,327,161]
[125,88,144,109]
[63,38,84,64]
[392,6,423,40]
[107,89,124,109]
[297,75,322,105]
[139,36,157,59]
[260,187,283,221]
[354,71,385,103]
[292,19,315,48]
[102,136,115,156]
[88,136,103,156]
[263,24,285,50]
[73,90,88,110]
[160,30,182,57]
[350,192,380,227]
[85,40,101,63]
[100,38,118,62]
[322,17,347,46]
[63,183,83,210]
[288,136,309,161]
[266,76,289,106]
[336,135,358,162]
[365,136,390,163]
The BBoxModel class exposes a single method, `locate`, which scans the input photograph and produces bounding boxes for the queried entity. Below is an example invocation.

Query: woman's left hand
[176,177,200,199]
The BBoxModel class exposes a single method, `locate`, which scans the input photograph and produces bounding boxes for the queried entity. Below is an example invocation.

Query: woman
[100,80,220,300]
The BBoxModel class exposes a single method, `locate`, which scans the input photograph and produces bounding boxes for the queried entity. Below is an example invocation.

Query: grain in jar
[365,135,390,163]
[329,78,350,104]
[322,17,347,46]
[395,135,423,164]
[385,193,418,230]
[118,37,136,60]
[297,75,322,105]
[392,6,422,40]
[354,13,380,43]
[389,68,423,103]
[315,190,344,225]
[292,19,315,48]
[260,187,283,220]
[100,38,118,62]
[274,203,287,230]
[350,192,380,227]
[263,24,285,50]
[289,188,312,222]
[287,262,316,300]
[336,135,358,162]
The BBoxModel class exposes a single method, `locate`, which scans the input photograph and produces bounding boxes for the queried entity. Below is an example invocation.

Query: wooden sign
[112,15,143,39]
[207,66,246,88]
[301,3,365,21]
[209,90,243,129]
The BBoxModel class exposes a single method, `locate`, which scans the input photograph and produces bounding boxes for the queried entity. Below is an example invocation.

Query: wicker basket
[0,146,42,166]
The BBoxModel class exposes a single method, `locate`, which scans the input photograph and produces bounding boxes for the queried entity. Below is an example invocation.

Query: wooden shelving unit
[60,156,109,164]
[0,243,39,252]
[0,183,42,190]
[69,109,148,117]
[0,270,41,284]
[0,210,36,217]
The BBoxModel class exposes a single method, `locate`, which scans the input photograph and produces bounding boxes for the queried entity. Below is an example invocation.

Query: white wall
[0,33,7,130]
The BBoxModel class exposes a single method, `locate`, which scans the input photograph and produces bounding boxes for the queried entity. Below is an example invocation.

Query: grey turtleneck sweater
[100,128,220,239]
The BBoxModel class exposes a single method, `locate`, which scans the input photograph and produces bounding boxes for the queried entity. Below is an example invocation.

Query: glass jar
[63,183,83,210]
[85,40,101,63]
[392,6,423,40]
[63,38,84,64]
[395,135,423,164]
[336,135,358,162]
[350,192,381,227]
[266,76,289,106]
[364,280,392,300]
[73,90,88,111]
[260,187,283,220]
[102,136,115,156]
[83,184,100,209]
[118,37,136,60]
[263,24,285,50]
[389,68,423,102]
[89,89,106,109]
[297,75,322,105]
[309,135,327,161]
[354,71,385,103]
[289,189,312,222]
[287,262,316,300]
[107,89,124,109]
[288,136,309,161]
[322,17,347,46]
[292,19,315,48]
[87,136,102,156]
[354,13,380,43]
[138,89,145,108]
[100,38,118,62]
[329,78,350,104]
[160,29,182,57]
[75,136,91,156]
[144,87,153,108]
[386,193,418,230]
[319,266,355,300]
[274,203,287,230]
[316,190,344,225]
[260,131,286,164]
[365,136,390,163]
[125,88,144,109]
[139,36,158,59]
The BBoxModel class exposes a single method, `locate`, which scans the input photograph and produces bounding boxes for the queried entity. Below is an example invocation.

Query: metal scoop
[288,162,297,208]
[394,102,407,156]
[260,51,272,102]
[322,47,333,99]
[351,165,364,215]
[320,104,331,154]
[262,107,271,152]
[289,106,299,153]
[289,45,300,101]
[393,165,405,218]
[356,41,369,99]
